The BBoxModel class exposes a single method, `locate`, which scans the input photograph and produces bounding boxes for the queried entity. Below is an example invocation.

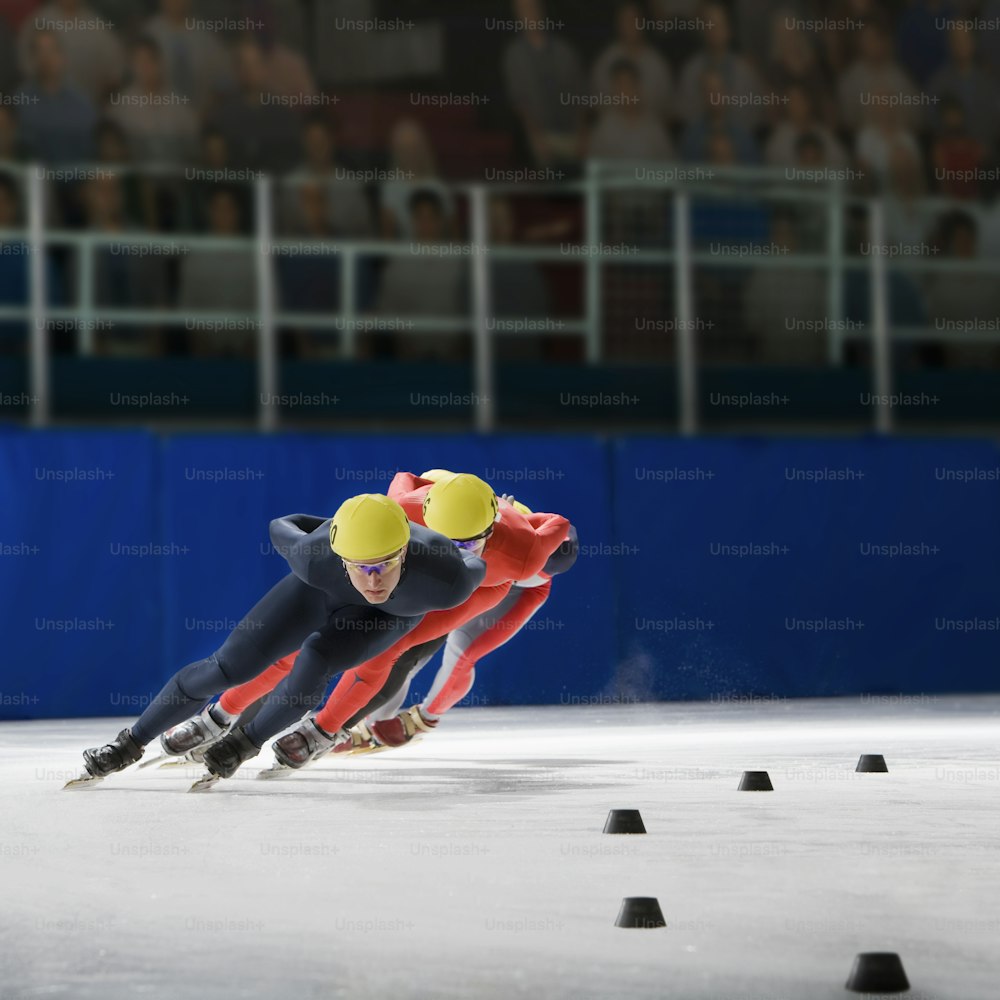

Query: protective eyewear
[453,528,493,551]
[342,552,404,576]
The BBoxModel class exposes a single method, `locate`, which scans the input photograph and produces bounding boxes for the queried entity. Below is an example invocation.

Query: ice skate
[260,718,341,777]
[65,729,144,788]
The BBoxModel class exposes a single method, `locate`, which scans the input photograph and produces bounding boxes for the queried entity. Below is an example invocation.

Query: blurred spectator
[188,127,252,232]
[502,0,587,167]
[926,27,995,151]
[677,3,763,131]
[924,210,1000,368]
[0,174,30,354]
[93,118,148,229]
[883,145,929,249]
[489,195,548,318]
[76,173,169,356]
[681,70,758,163]
[588,59,674,161]
[0,105,24,161]
[375,190,467,361]
[0,15,17,96]
[744,210,827,365]
[843,207,927,337]
[894,0,954,86]
[930,97,984,200]
[277,180,343,361]
[837,21,920,131]
[107,37,198,166]
[646,0,703,66]
[589,57,674,244]
[488,195,550,362]
[178,186,256,358]
[256,20,316,101]
[143,0,234,111]
[200,126,229,173]
[94,117,127,164]
[18,0,125,104]
[17,30,96,164]
[979,0,1000,81]
[764,11,833,122]
[208,36,301,175]
[818,0,881,77]
[379,118,454,240]
[0,2,39,31]
[764,84,846,168]
[855,97,921,190]
[282,114,371,237]
[735,0,803,71]
[785,133,835,251]
[591,2,673,123]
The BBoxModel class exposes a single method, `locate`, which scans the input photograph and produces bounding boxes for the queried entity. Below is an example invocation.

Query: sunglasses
[342,552,404,576]
[453,528,493,551]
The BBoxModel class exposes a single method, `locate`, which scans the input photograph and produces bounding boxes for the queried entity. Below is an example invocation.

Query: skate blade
[158,757,196,769]
[188,772,220,792]
[63,772,103,789]
[256,763,295,779]
[350,743,394,755]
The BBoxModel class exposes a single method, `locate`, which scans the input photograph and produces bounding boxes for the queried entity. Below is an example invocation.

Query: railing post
[255,175,277,432]
[341,247,357,358]
[826,180,844,365]
[78,235,95,355]
[27,165,49,427]
[674,190,697,435]
[469,184,495,432]
[584,163,602,362]
[869,199,893,433]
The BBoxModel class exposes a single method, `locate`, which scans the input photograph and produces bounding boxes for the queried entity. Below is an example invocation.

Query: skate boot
[370,705,438,748]
[160,703,232,757]
[82,728,144,777]
[332,720,385,755]
[272,718,342,769]
[202,727,260,779]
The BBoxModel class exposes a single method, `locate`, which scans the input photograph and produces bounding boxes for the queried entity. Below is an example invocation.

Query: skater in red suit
[159,470,570,770]
[341,521,578,752]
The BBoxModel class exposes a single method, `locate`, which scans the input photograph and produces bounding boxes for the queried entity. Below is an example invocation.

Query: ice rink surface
[1,697,998,1000]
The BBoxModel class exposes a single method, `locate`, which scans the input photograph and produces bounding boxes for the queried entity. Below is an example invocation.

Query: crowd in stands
[0,0,998,366]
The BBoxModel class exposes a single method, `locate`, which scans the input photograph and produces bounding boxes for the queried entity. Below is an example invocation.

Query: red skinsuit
[424,576,553,717]
[219,473,569,731]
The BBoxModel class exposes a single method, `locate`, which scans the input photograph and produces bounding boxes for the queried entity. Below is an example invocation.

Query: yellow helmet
[420,468,456,483]
[511,499,532,515]
[329,494,410,562]
[422,473,498,540]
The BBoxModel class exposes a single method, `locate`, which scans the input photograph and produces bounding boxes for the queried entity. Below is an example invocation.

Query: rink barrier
[1,431,997,719]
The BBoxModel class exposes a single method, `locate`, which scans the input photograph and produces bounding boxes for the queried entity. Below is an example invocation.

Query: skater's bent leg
[218,654,295,715]
[420,627,477,720]
[131,574,329,745]
[423,583,550,718]
[244,607,422,746]
[362,635,447,725]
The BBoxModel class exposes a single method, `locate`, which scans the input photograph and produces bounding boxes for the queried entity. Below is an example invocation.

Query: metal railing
[0,160,996,432]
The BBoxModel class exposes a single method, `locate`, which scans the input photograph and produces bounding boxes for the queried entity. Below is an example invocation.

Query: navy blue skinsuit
[130,514,486,747]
